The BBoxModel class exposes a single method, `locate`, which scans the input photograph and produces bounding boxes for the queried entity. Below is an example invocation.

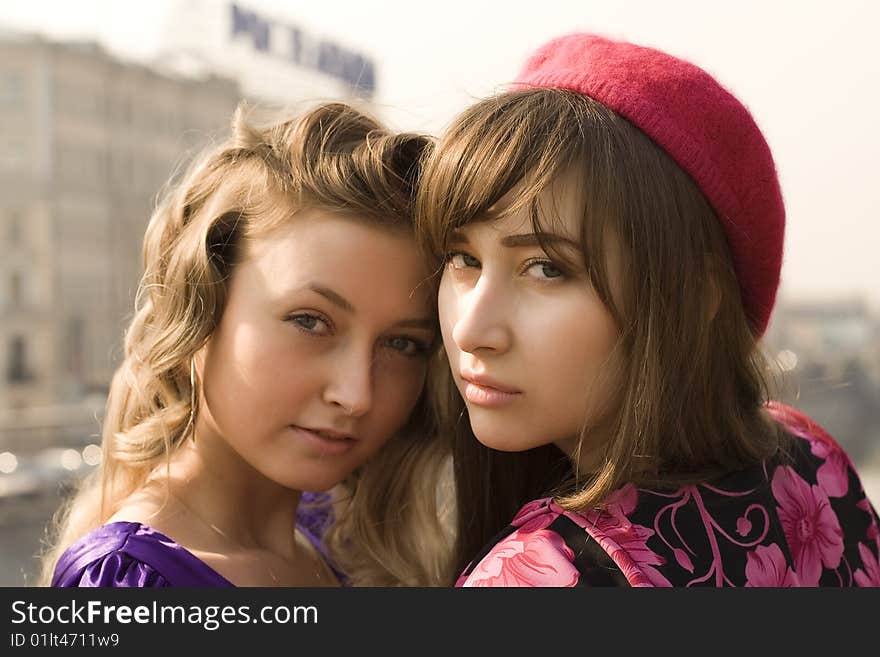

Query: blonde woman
[41,103,451,587]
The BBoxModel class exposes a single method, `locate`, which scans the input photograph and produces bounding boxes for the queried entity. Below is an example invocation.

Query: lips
[460,370,521,394]
[459,370,522,408]
[290,425,357,456]
[297,426,355,441]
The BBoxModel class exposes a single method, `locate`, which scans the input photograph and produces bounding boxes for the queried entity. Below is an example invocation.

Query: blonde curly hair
[39,102,454,586]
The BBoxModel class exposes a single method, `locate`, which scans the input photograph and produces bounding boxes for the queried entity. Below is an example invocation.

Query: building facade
[0,32,240,427]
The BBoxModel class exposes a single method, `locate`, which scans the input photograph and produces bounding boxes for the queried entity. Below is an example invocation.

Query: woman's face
[197,209,436,492]
[437,192,621,462]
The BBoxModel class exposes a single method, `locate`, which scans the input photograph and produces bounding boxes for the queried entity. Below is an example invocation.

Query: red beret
[514,33,785,335]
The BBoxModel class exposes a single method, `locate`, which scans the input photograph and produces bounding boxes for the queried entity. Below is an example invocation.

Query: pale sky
[2,0,878,309]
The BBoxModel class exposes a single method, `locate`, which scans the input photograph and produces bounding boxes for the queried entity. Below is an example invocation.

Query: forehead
[240,209,434,310]
[451,178,584,244]
[250,206,408,253]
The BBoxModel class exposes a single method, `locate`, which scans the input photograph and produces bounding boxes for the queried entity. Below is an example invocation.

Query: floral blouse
[456,403,880,587]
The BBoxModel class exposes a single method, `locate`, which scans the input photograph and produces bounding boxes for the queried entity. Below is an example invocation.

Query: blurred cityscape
[2,3,879,587]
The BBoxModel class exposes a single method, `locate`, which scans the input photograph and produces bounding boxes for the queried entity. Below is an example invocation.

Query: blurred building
[158,0,376,108]
[764,297,880,464]
[0,31,240,427]
[767,297,877,364]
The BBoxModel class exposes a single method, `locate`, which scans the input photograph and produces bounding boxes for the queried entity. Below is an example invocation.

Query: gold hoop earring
[188,357,197,442]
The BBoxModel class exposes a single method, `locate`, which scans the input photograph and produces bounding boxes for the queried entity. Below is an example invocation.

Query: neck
[554,421,614,476]
[152,434,302,557]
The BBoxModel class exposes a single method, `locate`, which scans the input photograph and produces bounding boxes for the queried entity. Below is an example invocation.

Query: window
[8,211,21,243]
[9,272,22,307]
[67,317,84,377]
[0,71,23,107]
[0,140,25,170]
[7,335,33,383]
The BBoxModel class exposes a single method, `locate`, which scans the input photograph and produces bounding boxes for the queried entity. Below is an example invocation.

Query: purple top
[51,492,346,587]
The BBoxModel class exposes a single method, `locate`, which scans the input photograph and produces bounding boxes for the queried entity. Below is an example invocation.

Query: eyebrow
[448,230,579,250]
[309,283,354,313]
[393,318,437,331]
[307,283,436,331]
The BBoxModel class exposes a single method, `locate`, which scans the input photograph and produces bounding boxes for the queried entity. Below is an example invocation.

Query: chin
[470,423,539,453]
[273,466,353,494]
[296,479,340,493]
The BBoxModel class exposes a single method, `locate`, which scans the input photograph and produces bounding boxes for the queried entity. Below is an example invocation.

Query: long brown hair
[417,88,790,578]
[40,102,453,586]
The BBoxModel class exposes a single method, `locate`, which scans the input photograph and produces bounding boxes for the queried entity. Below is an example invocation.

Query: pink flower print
[561,489,671,587]
[810,438,850,498]
[856,497,879,541]
[511,498,557,533]
[459,528,579,587]
[610,547,671,587]
[767,402,853,499]
[512,498,550,524]
[853,542,880,587]
[772,465,844,586]
[601,484,639,520]
[765,401,807,436]
[745,544,800,587]
[672,548,694,573]
[736,516,752,537]
[765,402,831,445]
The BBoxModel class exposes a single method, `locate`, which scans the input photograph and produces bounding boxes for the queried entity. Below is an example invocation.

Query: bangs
[417,89,596,260]
[417,89,630,319]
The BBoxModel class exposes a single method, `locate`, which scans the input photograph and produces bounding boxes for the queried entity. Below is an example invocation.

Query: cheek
[564,315,620,418]
[211,327,318,415]
[246,339,310,402]
[569,318,617,373]
[437,277,459,353]
[530,301,619,396]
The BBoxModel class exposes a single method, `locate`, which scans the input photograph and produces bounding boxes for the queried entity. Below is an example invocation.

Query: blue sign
[230,3,376,96]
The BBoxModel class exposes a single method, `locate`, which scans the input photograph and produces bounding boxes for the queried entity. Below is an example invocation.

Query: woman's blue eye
[387,336,428,358]
[447,252,480,269]
[525,260,564,280]
[289,313,330,334]
[295,315,317,329]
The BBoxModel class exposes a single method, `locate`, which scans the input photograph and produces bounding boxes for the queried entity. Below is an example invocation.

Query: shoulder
[51,522,231,588]
[766,401,872,500]
[51,522,170,587]
[457,498,581,587]
[457,489,677,588]
[767,401,849,458]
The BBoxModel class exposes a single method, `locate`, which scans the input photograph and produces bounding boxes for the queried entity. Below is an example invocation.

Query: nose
[447,274,512,355]
[323,345,373,417]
